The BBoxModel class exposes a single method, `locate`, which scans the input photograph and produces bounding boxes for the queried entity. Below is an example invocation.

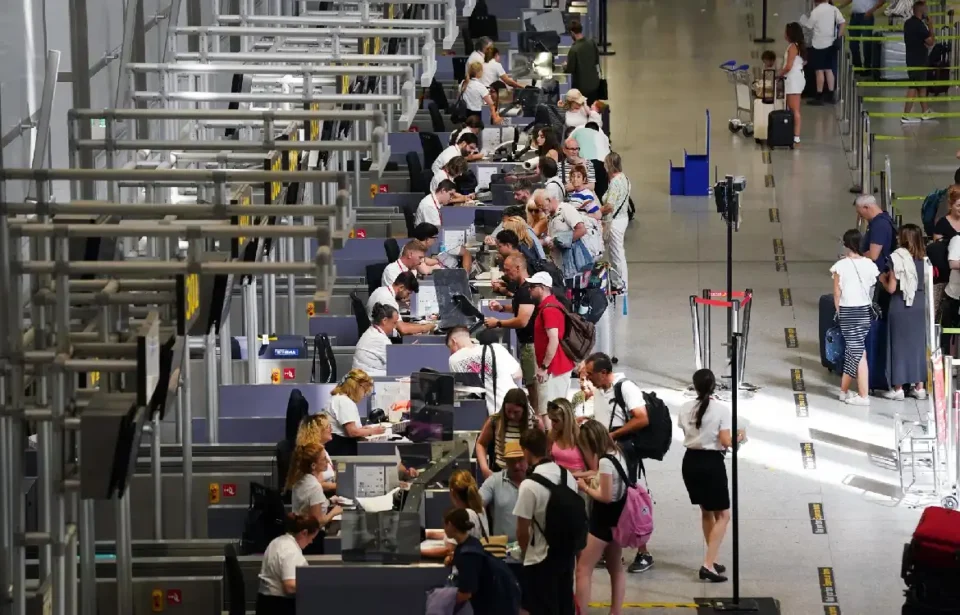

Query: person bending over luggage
[323,369,384,456]
[433,132,481,174]
[474,388,539,479]
[443,508,521,615]
[446,326,523,416]
[481,46,523,89]
[286,443,343,549]
[512,428,579,615]
[255,513,321,615]
[581,352,655,574]
[461,61,502,125]
[431,157,474,203]
[678,369,742,583]
[831,229,880,406]
[423,469,492,559]
[575,420,631,614]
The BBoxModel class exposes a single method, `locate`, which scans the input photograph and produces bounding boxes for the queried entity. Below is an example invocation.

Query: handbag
[477,521,508,559]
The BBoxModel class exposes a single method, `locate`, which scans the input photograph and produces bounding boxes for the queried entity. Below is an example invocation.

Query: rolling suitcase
[751,69,782,142]
[865,316,889,391]
[819,294,842,372]
[767,109,794,149]
[902,507,960,610]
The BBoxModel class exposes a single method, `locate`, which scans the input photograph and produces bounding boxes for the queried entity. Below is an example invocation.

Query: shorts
[588,496,627,543]
[808,46,836,72]
[907,67,930,83]
[538,370,573,416]
[681,448,730,511]
[520,344,537,387]
[520,554,575,615]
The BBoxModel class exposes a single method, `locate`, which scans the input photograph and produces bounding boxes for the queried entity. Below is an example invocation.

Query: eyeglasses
[565,146,580,151]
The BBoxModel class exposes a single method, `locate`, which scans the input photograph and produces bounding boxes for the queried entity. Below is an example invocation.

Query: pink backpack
[603,454,654,548]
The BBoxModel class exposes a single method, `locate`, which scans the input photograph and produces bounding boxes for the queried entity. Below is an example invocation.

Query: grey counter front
[296,561,450,614]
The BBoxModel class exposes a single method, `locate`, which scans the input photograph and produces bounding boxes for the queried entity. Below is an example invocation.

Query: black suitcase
[767,109,794,149]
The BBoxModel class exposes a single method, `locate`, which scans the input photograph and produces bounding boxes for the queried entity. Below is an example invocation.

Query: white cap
[525,271,554,287]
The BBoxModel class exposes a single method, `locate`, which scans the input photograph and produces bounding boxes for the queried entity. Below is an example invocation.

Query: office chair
[223,543,246,615]
[402,203,418,237]
[384,238,401,262]
[350,291,372,337]
[592,159,609,200]
[452,57,468,84]
[427,101,446,133]
[406,151,427,194]
[419,132,444,172]
[365,262,389,295]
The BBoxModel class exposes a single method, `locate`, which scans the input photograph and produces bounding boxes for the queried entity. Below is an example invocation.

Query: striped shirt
[559,157,596,187]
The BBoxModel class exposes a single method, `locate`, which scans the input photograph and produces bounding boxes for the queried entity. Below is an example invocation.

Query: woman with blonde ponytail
[286,443,342,545]
[423,469,492,559]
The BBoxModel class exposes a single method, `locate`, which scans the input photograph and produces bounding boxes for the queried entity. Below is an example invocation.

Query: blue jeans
[849,13,879,74]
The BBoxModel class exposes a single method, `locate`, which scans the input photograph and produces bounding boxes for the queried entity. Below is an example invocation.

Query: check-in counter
[296,561,449,614]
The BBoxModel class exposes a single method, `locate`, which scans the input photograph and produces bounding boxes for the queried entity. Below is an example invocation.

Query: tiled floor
[582,0,950,612]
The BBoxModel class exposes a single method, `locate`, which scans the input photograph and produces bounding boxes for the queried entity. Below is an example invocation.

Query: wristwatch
[495,321,502,328]
[540,363,549,370]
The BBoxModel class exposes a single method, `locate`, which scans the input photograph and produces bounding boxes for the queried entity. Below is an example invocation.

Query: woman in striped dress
[830,229,880,406]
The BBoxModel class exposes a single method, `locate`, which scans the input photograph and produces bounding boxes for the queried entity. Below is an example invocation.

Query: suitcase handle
[760,68,783,104]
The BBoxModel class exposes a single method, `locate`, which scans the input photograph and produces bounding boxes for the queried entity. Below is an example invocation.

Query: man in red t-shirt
[527,272,576,420]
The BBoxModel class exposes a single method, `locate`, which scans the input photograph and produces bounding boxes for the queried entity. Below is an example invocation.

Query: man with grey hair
[560,138,596,191]
[537,189,590,272]
[853,194,896,270]
[467,37,493,68]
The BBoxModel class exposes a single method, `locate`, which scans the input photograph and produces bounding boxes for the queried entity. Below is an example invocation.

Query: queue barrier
[689,289,756,395]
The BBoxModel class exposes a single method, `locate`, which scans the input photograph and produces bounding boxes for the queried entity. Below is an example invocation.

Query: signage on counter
[208,483,220,505]
[271,368,282,384]
[283,368,296,381]
[151,589,164,612]
[306,302,316,317]
[166,590,182,606]
[222,484,237,498]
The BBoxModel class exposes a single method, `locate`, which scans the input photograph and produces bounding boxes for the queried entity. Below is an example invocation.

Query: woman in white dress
[779,23,807,146]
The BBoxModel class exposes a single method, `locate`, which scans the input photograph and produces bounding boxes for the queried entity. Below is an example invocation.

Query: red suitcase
[910,506,960,569]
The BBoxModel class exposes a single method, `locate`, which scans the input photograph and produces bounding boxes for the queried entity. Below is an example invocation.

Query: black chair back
[453,57,468,84]
[419,132,444,172]
[427,101,446,132]
[406,151,426,194]
[365,263,389,295]
[592,159,609,199]
[350,290,372,336]
[384,238,401,262]
[224,543,246,615]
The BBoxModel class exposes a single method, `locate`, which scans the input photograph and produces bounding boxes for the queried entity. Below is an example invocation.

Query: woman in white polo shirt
[481,46,523,89]
[460,61,501,125]
[285,442,343,553]
[255,513,321,615]
[323,369,384,456]
[352,303,401,377]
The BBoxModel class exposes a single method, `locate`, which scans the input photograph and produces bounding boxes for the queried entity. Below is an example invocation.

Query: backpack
[456,540,521,614]
[541,302,596,364]
[602,454,654,549]
[922,188,947,238]
[310,333,336,383]
[239,482,287,555]
[611,385,673,462]
[527,466,588,557]
[928,42,952,95]
[928,239,950,285]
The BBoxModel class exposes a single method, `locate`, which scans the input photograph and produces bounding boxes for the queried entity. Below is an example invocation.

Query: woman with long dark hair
[879,224,928,400]
[831,229,880,405]
[474,388,537,479]
[535,126,561,162]
[780,23,806,145]
[678,369,738,583]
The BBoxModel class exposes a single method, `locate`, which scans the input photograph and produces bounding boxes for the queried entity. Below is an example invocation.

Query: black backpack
[527,466,587,557]
[311,333,336,383]
[456,540,521,614]
[928,239,950,285]
[612,383,673,461]
[240,482,287,555]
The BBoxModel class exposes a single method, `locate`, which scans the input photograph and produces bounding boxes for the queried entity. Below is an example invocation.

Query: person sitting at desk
[481,46,524,90]
[431,157,474,204]
[353,304,409,377]
[382,239,428,286]
[323,369,385,456]
[433,131,481,174]
[446,325,522,416]
[285,443,343,551]
[475,388,539,479]
[450,115,484,147]
[423,469,492,559]
[412,223,475,274]
[367,271,436,336]
[255,513,321,615]
[415,180,458,227]
[294,414,337,495]
[479,440,528,541]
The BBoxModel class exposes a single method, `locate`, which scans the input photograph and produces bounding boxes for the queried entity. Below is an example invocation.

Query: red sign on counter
[379,184,389,193]
[166,590,182,606]
[283,368,296,381]
[355,229,367,238]
[222,484,237,498]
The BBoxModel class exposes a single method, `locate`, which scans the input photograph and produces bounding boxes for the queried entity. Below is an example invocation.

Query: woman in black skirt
[679,369,740,583]
[574,420,629,615]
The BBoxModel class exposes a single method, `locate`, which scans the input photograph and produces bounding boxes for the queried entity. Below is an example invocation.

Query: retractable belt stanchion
[597,0,615,56]
[753,0,774,43]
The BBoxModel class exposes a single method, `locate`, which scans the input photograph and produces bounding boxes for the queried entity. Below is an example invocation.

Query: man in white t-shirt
[582,351,655,574]
[431,132,480,174]
[381,239,428,287]
[414,180,457,227]
[512,429,578,615]
[467,37,493,71]
[445,326,522,415]
[366,271,436,336]
[802,0,846,104]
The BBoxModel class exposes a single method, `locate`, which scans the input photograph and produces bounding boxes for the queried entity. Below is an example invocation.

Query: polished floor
[583,0,946,612]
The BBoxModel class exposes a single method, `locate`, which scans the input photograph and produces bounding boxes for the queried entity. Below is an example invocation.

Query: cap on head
[526,271,554,287]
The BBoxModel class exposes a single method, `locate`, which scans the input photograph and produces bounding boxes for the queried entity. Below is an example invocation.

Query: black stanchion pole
[597,0,616,56]
[754,0,774,43]
[730,332,742,604]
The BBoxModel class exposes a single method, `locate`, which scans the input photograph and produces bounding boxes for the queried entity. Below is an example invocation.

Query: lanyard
[432,193,442,224]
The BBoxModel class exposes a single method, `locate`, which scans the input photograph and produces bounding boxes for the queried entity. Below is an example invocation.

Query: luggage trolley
[721,60,754,137]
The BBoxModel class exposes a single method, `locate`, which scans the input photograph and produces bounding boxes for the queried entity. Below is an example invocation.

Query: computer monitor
[519,31,560,55]
[405,404,454,442]
[411,371,455,406]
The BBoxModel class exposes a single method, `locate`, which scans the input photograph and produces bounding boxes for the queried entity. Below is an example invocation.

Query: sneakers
[882,389,905,401]
[845,394,870,406]
[921,115,937,122]
[901,116,921,124]
[628,552,654,574]
[910,388,929,400]
[838,390,848,402]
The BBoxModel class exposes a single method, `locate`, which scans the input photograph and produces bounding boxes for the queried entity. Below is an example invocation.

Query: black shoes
[699,566,728,583]
[627,552,654,573]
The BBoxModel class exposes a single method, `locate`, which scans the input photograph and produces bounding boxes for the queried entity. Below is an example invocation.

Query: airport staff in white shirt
[431,158,473,204]
[381,239,429,286]
[460,61,502,125]
[415,180,458,227]
[255,513,321,615]
[432,132,481,174]
[352,303,401,377]
[467,37,494,71]
[481,46,524,89]
[366,271,436,336]
[323,369,383,456]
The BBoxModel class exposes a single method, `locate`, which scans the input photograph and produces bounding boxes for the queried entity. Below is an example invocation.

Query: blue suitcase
[865,316,889,391]
[819,294,843,372]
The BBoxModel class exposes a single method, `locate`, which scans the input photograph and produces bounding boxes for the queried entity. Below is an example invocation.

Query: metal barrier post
[945,356,956,492]
[859,111,871,193]
[703,289,712,372]
[690,297,704,370]
[837,39,847,120]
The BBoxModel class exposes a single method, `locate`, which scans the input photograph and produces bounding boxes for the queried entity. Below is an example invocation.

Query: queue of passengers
[258,359,742,615]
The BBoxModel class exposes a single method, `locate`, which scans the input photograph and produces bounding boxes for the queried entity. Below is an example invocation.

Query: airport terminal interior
[2,0,960,613]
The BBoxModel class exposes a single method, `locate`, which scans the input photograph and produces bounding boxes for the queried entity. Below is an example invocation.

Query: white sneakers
[841,388,928,403]
[901,115,936,124]
[881,389,905,401]
[845,394,871,406]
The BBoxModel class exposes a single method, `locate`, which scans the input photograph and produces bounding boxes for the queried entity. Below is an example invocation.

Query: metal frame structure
[688,289,757,396]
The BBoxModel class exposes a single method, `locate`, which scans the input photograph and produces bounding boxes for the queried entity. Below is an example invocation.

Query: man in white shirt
[366,271,436,337]
[803,0,846,104]
[467,37,494,71]
[445,326,522,415]
[512,429,578,615]
[581,351,655,574]
[381,240,428,287]
[414,180,457,227]
[570,123,611,162]
[942,234,960,353]
[431,132,480,174]
[540,157,566,203]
